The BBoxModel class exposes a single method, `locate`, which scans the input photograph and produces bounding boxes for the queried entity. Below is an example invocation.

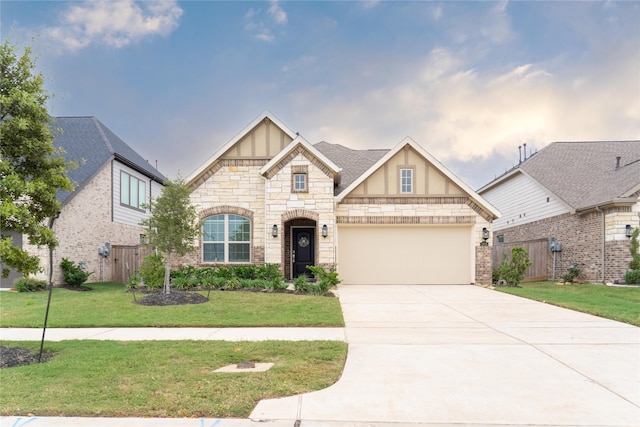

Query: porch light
[626,224,634,238]
[322,224,328,238]
[272,224,278,238]
[482,227,490,241]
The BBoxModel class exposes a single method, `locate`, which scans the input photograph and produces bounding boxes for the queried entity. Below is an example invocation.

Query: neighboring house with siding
[185,111,500,285]
[478,140,640,284]
[1,117,165,288]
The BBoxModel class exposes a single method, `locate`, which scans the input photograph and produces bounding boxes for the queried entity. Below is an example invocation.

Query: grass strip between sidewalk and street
[0,340,348,418]
[495,281,640,326]
[0,282,344,327]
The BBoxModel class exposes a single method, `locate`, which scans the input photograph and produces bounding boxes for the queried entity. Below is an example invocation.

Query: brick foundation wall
[475,245,492,285]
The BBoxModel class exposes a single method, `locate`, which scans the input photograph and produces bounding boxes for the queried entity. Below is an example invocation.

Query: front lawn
[0,340,347,418]
[0,282,344,328]
[496,281,640,326]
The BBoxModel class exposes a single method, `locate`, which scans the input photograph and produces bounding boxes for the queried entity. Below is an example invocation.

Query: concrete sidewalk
[2,284,639,427]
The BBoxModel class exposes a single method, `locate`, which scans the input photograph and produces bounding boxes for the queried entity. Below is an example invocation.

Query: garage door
[337,225,472,285]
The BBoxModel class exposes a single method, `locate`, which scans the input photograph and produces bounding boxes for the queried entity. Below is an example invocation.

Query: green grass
[0,340,348,418]
[0,282,344,328]
[496,281,640,326]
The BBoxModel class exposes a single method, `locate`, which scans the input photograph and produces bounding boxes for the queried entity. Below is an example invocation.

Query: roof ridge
[90,117,115,154]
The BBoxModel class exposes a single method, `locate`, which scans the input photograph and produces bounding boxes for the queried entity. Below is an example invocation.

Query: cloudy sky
[2,0,639,189]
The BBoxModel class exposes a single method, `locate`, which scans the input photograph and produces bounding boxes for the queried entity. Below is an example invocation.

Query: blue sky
[2,0,639,189]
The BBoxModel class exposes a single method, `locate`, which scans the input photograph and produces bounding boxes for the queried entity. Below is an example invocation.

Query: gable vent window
[291,165,309,193]
[400,168,413,194]
[120,171,146,210]
[203,214,251,263]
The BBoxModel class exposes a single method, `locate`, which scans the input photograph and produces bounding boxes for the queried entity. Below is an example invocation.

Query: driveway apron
[251,284,640,426]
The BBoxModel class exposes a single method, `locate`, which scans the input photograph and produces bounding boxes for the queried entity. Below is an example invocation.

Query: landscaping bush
[561,262,581,284]
[14,277,46,292]
[305,265,341,295]
[294,274,309,293]
[60,258,93,287]
[139,254,164,290]
[624,269,640,285]
[494,246,531,287]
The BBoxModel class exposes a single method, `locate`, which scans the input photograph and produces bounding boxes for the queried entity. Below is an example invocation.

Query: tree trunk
[164,252,172,295]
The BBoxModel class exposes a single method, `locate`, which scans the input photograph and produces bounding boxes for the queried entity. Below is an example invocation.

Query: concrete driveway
[252,284,640,426]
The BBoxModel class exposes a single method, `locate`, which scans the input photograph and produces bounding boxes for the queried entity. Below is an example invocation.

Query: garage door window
[202,214,250,262]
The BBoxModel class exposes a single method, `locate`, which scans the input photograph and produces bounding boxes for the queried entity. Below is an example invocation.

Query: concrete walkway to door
[252,284,640,426]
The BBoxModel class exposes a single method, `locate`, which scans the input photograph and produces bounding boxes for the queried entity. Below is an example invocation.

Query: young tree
[140,178,199,294]
[0,40,74,278]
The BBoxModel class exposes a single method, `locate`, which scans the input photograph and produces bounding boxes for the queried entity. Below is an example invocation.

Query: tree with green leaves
[0,39,75,278]
[140,178,199,294]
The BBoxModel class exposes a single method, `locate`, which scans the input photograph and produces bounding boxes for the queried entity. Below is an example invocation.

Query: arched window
[202,214,250,262]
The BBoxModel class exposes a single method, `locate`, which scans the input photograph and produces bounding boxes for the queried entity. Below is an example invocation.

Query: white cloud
[291,46,639,169]
[43,0,183,52]
[245,1,288,42]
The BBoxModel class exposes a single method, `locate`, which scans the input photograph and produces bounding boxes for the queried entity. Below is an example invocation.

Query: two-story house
[2,117,166,287]
[185,111,499,285]
[479,140,640,283]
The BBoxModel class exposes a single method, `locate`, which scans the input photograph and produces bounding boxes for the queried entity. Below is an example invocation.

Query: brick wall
[25,163,149,284]
[475,245,492,285]
[495,208,636,283]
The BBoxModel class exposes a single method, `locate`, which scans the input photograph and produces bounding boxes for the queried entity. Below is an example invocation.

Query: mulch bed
[1,346,51,369]
[135,290,209,306]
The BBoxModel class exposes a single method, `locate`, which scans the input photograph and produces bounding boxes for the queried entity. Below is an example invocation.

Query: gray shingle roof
[519,140,640,210]
[314,141,389,195]
[52,117,166,204]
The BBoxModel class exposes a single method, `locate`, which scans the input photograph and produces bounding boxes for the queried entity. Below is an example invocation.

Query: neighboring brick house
[186,111,499,285]
[1,117,165,288]
[478,141,640,284]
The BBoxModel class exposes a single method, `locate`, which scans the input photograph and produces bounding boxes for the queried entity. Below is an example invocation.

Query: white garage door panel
[338,225,471,285]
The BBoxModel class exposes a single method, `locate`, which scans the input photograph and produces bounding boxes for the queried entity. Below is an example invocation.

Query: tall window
[203,214,251,262]
[120,171,146,210]
[400,168,413,193]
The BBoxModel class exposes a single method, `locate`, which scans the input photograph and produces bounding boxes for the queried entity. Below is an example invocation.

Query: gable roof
[186,110,297,186]
[314,142,389,195]
[52,117,166,204]
[480,140,640,211]
[260,135,342,184]
[334,137,501,219]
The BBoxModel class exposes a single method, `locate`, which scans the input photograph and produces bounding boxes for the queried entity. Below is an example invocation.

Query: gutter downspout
[595,206,606,283]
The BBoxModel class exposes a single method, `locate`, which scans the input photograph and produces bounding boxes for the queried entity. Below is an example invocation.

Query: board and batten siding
[112,160,159,227]
[482,173,571,231]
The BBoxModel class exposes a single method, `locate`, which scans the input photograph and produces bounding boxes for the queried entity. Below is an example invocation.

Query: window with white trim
[400,168,413,193]
[202,214,251,262]
[120,171,146,210]
[293,173,307,191]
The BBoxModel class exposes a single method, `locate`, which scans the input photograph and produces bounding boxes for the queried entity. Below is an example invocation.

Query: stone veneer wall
[24,163,148,284]
[495,206,638,283]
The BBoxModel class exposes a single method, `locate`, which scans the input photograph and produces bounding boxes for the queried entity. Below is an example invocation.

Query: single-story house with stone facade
[185,111,500,285]
[478,140,640,284]
[1,117,165,288]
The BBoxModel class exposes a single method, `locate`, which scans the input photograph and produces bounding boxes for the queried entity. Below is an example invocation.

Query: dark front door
[292,228,315,278]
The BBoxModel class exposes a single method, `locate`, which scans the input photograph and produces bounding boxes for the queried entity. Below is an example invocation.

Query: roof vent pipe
[518,146,522,164]
[615,156,621,170]
[523,143,527,160]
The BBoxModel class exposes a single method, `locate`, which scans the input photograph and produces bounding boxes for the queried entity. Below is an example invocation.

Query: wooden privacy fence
[493,238,548,282]
[112,245,155,284]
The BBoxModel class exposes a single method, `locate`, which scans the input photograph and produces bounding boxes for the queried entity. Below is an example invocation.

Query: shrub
[60,258,93,287]
[495,247,531,287]
[293,274,309,293]
[561,262,581,284]
[304,266,341,295]
[139,254,164,290]
[623,269,640,285]
[15,277,46,292]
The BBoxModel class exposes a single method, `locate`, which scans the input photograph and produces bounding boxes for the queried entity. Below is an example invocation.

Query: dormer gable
[187,111,297,188]
[336,137,500,220]
[260,135,342,184]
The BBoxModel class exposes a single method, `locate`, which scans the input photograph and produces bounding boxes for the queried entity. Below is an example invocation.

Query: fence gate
[112,245,154,284]
[493,238,548,282]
